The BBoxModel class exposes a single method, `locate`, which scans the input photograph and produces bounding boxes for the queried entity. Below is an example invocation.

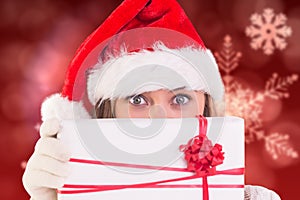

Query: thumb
[40,119,61,138]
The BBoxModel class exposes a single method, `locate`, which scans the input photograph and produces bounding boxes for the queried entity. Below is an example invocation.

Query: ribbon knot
[180,116,224,174]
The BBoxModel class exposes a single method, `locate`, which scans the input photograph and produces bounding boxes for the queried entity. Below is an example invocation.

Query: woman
[22,0,281,199]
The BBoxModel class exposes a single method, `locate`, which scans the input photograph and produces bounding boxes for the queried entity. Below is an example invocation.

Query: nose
[149,105,166,118]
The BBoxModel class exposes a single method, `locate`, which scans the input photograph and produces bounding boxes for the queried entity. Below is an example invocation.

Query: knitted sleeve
[244,185,281,200]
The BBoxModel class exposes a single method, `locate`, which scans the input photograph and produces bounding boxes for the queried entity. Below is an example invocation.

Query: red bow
[180,135,224,175]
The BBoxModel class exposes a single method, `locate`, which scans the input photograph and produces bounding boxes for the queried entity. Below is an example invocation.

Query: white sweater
[245,185,281,200]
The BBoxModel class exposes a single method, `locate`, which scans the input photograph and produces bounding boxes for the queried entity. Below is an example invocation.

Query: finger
[23,168,66,190]
[29,188,57,200]
[40,119,60,138]
[35,137,71,162]
[27,154,71,177]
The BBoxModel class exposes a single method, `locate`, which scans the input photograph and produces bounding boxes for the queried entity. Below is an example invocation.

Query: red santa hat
[41,0,224,121]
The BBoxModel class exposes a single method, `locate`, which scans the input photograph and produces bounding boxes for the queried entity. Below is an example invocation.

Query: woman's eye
[172,94,190,105]
[129,95,147,105]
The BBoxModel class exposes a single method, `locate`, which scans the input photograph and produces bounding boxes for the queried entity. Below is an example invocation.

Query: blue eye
[173,94,190,105]
[129,95,147,105]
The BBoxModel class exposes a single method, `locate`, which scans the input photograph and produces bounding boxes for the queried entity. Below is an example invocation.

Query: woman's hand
[22,119,71,200]
[245,185,281,200]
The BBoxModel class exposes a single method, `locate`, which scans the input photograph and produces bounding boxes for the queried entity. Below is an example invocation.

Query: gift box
[58,116,244,200]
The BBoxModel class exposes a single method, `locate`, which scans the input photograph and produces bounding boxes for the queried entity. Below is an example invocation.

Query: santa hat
[41,0,224,121]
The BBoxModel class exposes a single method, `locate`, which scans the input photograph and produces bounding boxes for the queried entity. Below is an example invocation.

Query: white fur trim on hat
[87,44,224,105]
[41,93,91,121]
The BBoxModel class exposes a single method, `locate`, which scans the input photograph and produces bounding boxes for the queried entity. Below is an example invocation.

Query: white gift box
[58,117,244,200]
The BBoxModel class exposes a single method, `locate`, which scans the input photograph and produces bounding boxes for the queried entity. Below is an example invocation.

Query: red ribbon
[58,158,244,198]
[58,116,243,200]
[179,115,225,200]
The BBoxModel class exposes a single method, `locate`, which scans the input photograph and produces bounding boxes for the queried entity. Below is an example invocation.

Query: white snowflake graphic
[245,8,292,55]
[214,35,298,160]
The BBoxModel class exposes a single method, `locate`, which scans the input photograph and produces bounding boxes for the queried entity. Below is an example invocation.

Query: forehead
[134,88,203,96]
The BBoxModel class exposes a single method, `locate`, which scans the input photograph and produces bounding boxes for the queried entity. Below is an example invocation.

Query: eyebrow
[124,86,187,99]
[124,94,136,100]
[168,86,186,92]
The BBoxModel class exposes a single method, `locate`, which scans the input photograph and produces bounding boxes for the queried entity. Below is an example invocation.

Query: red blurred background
[1,0,299,199]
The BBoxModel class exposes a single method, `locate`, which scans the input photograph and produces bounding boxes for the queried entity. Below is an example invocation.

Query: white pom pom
[41,93,91,121]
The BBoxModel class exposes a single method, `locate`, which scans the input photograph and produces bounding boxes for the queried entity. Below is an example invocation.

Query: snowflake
[214,35,298,160]
[245,8,292,55]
